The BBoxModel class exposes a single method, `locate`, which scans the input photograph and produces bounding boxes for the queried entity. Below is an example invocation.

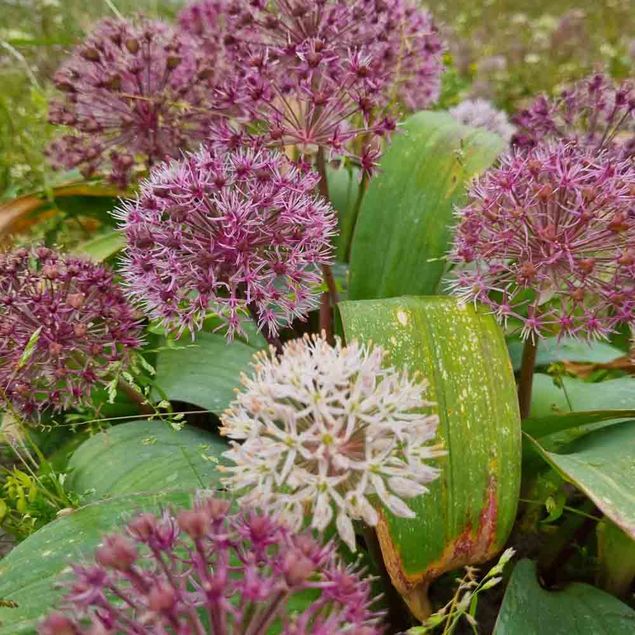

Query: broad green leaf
[67,421,226,501]
[0,491,193,634]
[348,111,504,300]
[339,296,521,619]
[508,337,624,370]
[524,410,635,440]
[494,559,635,634]
[73,230,124,261]
[531,374,635,418]
[526,421,635,538]
[154,332,262,413]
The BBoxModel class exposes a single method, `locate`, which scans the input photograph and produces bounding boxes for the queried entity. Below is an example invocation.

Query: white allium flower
[449,98,516,143]
[219,334,443,551]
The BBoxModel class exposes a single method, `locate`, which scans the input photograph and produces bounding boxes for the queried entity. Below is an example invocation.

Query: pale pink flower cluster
[450,98,516,143]
[220,335,443,551]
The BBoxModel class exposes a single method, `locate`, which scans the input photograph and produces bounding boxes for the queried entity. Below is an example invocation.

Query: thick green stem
[339,171,368,262]
[518,338,538,419]
[315,149,339,342]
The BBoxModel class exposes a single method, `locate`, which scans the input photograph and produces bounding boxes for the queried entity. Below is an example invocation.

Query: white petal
[312,493,334,531]
[388,476,427,498]
[336,511,357,552]
[384,494,416,518]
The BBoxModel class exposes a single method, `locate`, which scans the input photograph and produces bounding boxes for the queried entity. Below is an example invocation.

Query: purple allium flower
[220,334,443,552]
[39,498,383,634]
[359,0,445,111]
[47,17,220,188]
[449,99,516,143]
[178,0,231,60]
[217,0,404,176]
[0,247,142,418]
[116,143,336,339]
[449,143,635,341]
[512,73,635,158]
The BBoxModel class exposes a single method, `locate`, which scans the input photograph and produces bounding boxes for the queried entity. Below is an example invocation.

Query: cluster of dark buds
[512,73,635,158]
[449,143,635,341]
[116,142,336,339]
[39,498,383,634]
[47,17,220,188]
[0,247,142,417]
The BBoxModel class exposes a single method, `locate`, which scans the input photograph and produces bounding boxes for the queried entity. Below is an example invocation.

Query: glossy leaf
[153,332,261,413]
[73,230,124,261]
[494,559,635,634]
[530,374,635,418]
[339,296,521,619]
[348,111,504,300]
[523,410,635,440]
[526,420,635,538]
[68,420,226,501]
[0,491,192,634]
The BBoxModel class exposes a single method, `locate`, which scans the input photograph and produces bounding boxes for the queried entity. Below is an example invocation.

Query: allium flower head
[47,17,219,187]
[220,334,442,551]
[219,0,413,176]
[358,0,445,111]
[117,143,336,339]
[0,247,142,417]
[178,0,230,59]
[40,498,383,634]
[449,143,635,341]
[449,98,516,143]
[512,73,635,158]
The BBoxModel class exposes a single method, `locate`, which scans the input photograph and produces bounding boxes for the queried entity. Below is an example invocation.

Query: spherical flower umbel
[47,17,219,188]
[221,0,405,176]
[40,498,383,634]
[116,144,336,339]
[220,334,443,551]
[449,143,635,341]
[178,0,231,59]
[512,73,634,157]
[358,0,445,111]
[0,247,142,417]
[449,99,516,143]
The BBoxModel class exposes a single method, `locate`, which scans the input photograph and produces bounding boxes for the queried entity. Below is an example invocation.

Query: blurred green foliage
[435,0,634,109]
[0,0,633,198]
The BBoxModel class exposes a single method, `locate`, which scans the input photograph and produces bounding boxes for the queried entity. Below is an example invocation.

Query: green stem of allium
[117,379,153,415]
[518,338,538,420]
[315,149,339,343]
[361,525,413,632]
[339,171,368,262]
